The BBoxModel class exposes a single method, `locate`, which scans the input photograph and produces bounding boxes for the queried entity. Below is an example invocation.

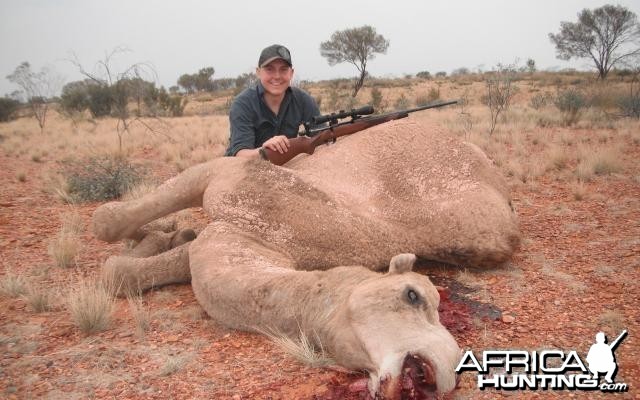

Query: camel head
[328,254,461,399]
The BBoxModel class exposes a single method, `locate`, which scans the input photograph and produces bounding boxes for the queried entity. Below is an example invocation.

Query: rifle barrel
[401,99,458,114]
[263,99,458,165]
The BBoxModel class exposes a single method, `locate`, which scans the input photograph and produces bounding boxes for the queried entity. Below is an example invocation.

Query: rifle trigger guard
[328,128,337,144]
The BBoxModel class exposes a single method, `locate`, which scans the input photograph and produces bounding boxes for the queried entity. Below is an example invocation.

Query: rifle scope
[312,105,374,126]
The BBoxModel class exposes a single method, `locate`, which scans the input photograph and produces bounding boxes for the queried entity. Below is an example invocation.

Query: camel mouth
[399,354,439,399]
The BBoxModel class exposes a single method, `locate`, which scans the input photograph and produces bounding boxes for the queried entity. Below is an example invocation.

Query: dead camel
[93,120,520,398]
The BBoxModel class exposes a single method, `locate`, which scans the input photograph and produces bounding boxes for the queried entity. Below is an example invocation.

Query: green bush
[0,97,21,122]
[60,81,91,114]
[416,71,431,80]
[64,156,144,202]
[555,89,586,126]
[87,85,114,117]
[158,88,187,117]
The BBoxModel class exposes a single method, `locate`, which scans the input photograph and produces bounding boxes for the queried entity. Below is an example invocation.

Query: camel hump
[388,253,417,274]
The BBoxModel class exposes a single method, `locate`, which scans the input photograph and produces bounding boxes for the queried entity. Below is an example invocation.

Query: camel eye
[405,288,421,305]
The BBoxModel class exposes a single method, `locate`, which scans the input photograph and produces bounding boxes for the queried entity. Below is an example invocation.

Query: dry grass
[0,112,230,171]
[157,351,194,377]
[122,181,157,201]
[570,180,588,200]
[0,271,27,298]
[128,295,151,336]
[23,285,53,313]
[262,327,334,368]
[48,210,83,268]
[66,278,116,334]
[545,145,570,172]
[576,144,624,180]
[455,268,487,289]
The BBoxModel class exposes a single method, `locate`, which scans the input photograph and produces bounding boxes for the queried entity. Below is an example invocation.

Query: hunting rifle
[260,99,458,166]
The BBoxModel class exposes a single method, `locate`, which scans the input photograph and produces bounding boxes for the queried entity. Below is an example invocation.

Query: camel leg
[124,229,197,258]
[92,157,248,243]
[103,242,192,297]
[188,222,305,335]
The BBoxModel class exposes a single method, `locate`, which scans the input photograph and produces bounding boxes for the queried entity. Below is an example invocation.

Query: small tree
[177,67,215,93]
[69,48,167,153]
[483,64,519,135]
[6,62,62,133]
[549,4,640,80]
[320,25,389,97]
[526,58,537,73]
[0,97,21,122]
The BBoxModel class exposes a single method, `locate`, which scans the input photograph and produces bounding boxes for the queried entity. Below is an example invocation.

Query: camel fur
[92,119,520,398]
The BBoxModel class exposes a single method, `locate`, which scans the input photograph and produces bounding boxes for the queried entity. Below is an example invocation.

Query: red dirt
[1,130,639,400]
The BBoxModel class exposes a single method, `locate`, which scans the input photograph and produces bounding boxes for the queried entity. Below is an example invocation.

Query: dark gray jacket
[225,82,320,156]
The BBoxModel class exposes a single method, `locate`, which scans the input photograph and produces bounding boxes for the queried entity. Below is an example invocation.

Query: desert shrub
[87,84,114,117]
[414,93,430,107]
[427,87,440,102]
[587,86,620,110]
[435,71,447,78]
[415,88,440,106]
[0,97,21,122]
[618,94,640,118]
[416,71,431,79]
[60,80,91,115]
[394,93,411,110]
[370,87,386,113]
[555,88,586,126]
[483,64,519,134]
[529,92,552,110]
[64,156,144,202]
[451,67,470,77]
[158,88,187,117]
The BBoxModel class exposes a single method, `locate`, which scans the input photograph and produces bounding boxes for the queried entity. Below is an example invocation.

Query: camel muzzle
[377,353,460,400]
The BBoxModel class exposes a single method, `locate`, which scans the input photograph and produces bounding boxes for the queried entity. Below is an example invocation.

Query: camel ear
[388,253,417,274]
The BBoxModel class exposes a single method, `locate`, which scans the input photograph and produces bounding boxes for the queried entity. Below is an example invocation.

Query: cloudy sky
[1,0,638,96]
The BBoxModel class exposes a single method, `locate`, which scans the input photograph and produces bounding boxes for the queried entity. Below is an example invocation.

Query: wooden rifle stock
[262,99,458,166]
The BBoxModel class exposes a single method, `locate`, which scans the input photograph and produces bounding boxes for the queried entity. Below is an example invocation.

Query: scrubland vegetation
[2,68,638,204]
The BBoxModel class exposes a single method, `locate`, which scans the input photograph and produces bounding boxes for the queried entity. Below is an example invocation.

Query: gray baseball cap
[258,44,292,68]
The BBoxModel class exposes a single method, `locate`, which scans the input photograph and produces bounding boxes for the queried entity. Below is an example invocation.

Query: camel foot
[92,201,139,243]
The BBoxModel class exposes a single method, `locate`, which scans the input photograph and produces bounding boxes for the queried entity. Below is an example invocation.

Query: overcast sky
[1,0,639,96]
